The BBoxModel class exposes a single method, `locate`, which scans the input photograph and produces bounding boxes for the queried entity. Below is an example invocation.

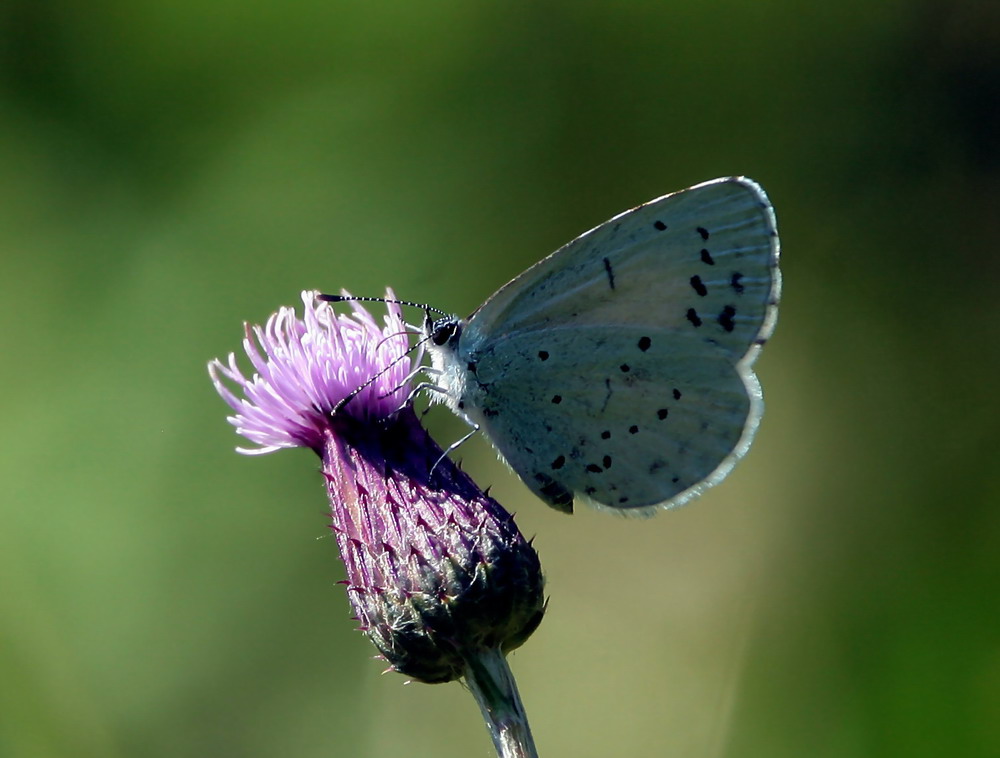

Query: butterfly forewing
[464,177,779,367]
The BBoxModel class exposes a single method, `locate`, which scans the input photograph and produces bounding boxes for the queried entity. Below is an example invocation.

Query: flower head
[209,291,545,684]
[209,290,412,453]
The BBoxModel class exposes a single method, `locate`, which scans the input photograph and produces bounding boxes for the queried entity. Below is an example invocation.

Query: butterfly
[420,177,780,514]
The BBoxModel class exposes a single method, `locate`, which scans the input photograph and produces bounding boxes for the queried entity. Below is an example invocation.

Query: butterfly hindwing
[468,325,758,511]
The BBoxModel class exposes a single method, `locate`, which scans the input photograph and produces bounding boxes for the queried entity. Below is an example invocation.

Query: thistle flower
[208,291,545,757]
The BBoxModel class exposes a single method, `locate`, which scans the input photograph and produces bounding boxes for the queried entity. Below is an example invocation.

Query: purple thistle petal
[208,290,411,453]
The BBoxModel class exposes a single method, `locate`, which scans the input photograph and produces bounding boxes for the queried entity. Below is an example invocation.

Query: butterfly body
[424,177,780,514]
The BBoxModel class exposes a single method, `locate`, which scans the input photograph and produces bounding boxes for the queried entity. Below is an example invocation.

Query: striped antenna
[314,293,439,415]
[317,293,449,318]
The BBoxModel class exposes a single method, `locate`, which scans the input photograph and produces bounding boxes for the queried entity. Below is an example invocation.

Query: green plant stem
[464,648,539,758]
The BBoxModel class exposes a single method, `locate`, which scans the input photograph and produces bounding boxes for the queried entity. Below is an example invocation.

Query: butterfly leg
[380,365,439,404]
[402,377,483,476]
[429,423,481,478]
[398,379,448,410]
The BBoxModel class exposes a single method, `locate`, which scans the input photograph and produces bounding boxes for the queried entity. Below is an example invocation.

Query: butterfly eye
[431,318,461,346]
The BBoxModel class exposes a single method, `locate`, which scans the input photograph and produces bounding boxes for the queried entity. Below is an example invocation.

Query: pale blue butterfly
[421,177,780,514]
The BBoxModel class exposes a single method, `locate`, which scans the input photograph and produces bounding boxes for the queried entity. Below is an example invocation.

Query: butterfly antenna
[317,292,450,319]
[375,328,421,353]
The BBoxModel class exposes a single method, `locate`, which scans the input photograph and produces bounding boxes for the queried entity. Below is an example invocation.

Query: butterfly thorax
[423,315,479,418]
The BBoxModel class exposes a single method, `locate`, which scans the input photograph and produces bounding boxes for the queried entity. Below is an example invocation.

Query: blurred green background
[2,1,998,756]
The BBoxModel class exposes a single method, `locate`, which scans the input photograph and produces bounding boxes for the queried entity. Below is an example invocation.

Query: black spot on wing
[619,363,630,373]
[697,226,710,240]
[686,308,702,327]
[629,425,639,434]
[601,430,611,439]
[653,220,667,231]
[690,275,707,297]
[672,388,682,400]
[602,455,612,469]
[718,305,736,333]
[656,408,669,420]
[638,336,651,351]
[551,455,565,470]
[586,463,603,474]
[538,350,549,361]
[731,273,744,294]
[551,395,562,404]
[603,257,615,290]
[700,248,715,265]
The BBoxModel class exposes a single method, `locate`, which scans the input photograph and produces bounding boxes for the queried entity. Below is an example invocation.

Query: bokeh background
[2,2,998,757]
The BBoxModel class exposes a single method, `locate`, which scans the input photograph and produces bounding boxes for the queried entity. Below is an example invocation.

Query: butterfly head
[426,313,463,349]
